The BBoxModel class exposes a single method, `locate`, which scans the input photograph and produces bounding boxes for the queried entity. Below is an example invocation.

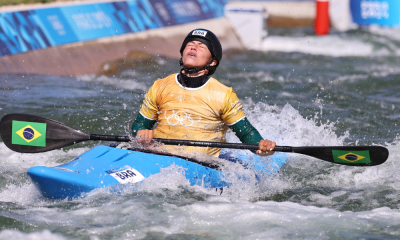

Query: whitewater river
[1,27,400,239]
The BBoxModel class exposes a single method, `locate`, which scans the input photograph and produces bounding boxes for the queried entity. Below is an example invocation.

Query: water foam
[0,143,89,205]
[0,229,68,240]
[229,102,398,210]
[369,25,400,43]
[176,201,400,238]
[238,102,347,147]
[130,164,192,194]
[356,64,400,79]
[0,143,88,169]
[262,35,378,57]
[77,74,149,92]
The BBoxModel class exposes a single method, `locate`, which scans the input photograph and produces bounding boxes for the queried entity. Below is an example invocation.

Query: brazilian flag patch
[11,120,46,147]
[332,150,371,164]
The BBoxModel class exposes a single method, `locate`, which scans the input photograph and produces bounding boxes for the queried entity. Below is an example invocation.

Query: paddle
[0,113,389,166]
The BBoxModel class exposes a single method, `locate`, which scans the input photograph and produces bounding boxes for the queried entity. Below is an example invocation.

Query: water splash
[77,74,149,92]
[262,35,378,57]
[0,230,68,240]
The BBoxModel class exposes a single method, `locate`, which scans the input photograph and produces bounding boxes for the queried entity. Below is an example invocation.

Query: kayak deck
[27,145,287,199]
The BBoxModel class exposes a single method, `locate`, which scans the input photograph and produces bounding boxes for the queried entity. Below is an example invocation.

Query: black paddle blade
[291,146,389,166]
[0,113,90,153]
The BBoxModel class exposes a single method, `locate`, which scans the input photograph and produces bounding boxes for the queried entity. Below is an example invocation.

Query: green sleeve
[131,113,157,137]
[229,117,263,152]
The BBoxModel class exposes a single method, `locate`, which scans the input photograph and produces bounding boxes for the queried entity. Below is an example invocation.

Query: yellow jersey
[139,73,245,157]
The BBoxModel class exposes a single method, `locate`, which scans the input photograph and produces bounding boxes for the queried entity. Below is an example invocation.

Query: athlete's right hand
[136,129,153,144]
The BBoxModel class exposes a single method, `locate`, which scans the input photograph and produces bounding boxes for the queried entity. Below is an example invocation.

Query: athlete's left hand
[257,139,276,156]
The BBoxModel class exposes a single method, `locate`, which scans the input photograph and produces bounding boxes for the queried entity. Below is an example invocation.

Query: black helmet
[179,29,222,75]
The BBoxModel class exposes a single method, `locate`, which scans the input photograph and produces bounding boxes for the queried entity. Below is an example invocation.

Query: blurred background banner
[350,0,400,26]
[0,0,226,57]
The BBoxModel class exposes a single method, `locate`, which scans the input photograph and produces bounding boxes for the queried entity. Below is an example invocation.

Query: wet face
[181,40,213,68]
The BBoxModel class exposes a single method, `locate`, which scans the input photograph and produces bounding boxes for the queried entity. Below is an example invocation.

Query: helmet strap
[179,70,210,88]
[180,58,216,76]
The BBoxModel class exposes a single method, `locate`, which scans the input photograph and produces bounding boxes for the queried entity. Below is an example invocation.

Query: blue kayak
[27,145,287,199]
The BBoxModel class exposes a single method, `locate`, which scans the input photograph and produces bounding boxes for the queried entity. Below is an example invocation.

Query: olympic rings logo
[164,110,201,126]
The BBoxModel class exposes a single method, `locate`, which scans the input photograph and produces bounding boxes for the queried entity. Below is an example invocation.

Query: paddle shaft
[90,134,131,142]
[89,134,292,152]
[155,138,294,152]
